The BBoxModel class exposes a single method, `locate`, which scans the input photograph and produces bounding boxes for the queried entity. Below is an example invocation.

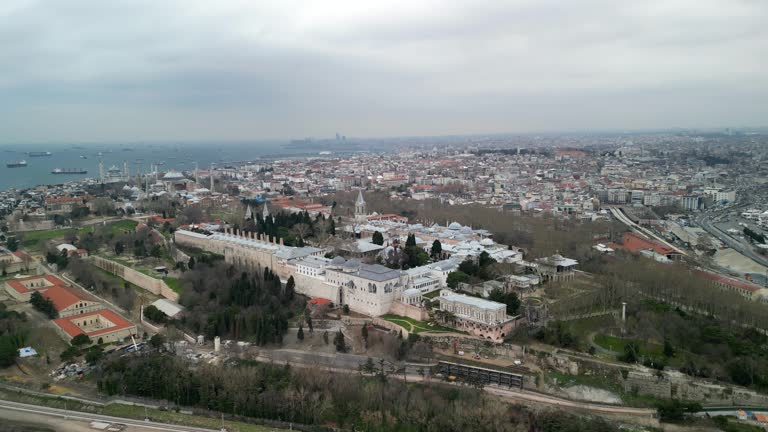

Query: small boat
[6,160,27,168]
[28,151,52,157]
[80,155,88,159]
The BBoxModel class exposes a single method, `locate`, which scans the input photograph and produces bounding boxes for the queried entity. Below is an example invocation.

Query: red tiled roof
[618,232,678,256]
[308,297,332,305]
[695,270,761,293]
[42,285,97,311]
[5,274,66,294]
[53,309,135,338]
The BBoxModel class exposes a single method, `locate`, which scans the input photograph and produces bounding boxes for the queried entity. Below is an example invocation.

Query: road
[609,207,686,256]
[698,212,768,269]
[0,399,220,432]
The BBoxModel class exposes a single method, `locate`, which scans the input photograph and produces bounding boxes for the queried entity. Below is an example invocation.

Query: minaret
[209,164,214,192]
[354,189,367,223]
[99,159,105,183]
[123,161,129,179]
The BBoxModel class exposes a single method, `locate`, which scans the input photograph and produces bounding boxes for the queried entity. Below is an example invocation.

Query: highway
[609,207,687,256]
[0,399,221,432]
[697,212,768,269]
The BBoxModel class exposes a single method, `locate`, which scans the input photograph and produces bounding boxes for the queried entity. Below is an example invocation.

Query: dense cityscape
[0,130,768,431]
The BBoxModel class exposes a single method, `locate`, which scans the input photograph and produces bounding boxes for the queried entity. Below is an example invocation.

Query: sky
[0,0,766,143]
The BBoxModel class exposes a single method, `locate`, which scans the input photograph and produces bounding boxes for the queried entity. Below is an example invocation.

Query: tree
[430,240,442,258]
[620,342,640,364]
[297,324,305,341]
[285,276,295,302]
[85,346,104,364]
[30,292,57,319]
[488,288,521,315]
[663,337,675,358]
[458,259,479,276]
[60,346,80,362]
[361,324,369,349]
[342,304,350,315]
[71,334,92,347]
[149,334,165,349]
[334,330,347,353]
[446,271,469,289]
[323,331,329,345]
[0,335,18,368]
[114,241,125,255]
[328,218,336,235]
[150,245,162,258]
[5,237,19,252]
[372,231,384,246]
[187,256,195,270]
[405,233,416,247]
[142,305,168,324]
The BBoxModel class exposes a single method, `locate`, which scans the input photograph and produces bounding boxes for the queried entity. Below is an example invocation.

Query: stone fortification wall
[372,317,410,338]
[388,301,429,321]
[293,273,339,303]
[90,256,179,302]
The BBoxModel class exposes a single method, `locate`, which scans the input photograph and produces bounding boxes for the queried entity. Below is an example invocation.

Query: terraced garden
[382,314,458,334]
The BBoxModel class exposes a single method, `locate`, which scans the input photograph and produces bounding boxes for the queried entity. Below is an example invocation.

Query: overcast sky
[1,0,766,143]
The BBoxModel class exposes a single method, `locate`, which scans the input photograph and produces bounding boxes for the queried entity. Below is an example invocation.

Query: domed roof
[460,226,473,234]
[448,222,462,230]
[343,258,360,269]
[330,256,346,266]
[480,238,494,246]
[162,170,184,180]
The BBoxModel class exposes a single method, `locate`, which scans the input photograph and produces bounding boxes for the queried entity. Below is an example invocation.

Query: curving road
[609,207,686,256]
[0,399,221,432]
[698,213,768,269]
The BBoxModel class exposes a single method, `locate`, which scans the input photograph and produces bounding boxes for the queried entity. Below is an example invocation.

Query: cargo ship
[28,151,52,157]
[6,160,27,168]
[51,168,87,174]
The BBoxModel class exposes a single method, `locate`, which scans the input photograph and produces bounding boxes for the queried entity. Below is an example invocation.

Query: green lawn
[103,219,138,235]
[423,289,442,299]
[20,226,93,248]
[381,314,456,334]
[593,333,664,357]
[164,277,182,294]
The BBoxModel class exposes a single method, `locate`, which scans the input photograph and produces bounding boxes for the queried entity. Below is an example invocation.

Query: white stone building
[438,289,519,342]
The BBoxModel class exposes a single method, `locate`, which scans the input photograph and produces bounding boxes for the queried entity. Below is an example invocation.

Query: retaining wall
[90,256,179,301]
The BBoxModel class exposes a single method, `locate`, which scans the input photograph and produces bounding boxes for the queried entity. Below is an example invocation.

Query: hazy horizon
[1,1,766,143]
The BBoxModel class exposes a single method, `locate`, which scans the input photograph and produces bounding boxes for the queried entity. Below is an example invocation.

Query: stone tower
[354,189,367,222]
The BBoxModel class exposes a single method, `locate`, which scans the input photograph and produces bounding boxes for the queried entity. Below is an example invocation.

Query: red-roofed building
[614,232,682,260]
[53,309,137,343]
[44,195,91,214]
[694,269,763,300]
[0,248,32,274]
[3,274,102,317]
[41,285,102,317]
[4,274,66,301]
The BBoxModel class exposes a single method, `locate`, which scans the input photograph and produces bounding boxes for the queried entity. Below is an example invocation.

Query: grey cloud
[0,0,766,142]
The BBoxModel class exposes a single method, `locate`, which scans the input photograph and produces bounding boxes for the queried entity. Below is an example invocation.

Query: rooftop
[439,290,506,311]
[53,309,135,338]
